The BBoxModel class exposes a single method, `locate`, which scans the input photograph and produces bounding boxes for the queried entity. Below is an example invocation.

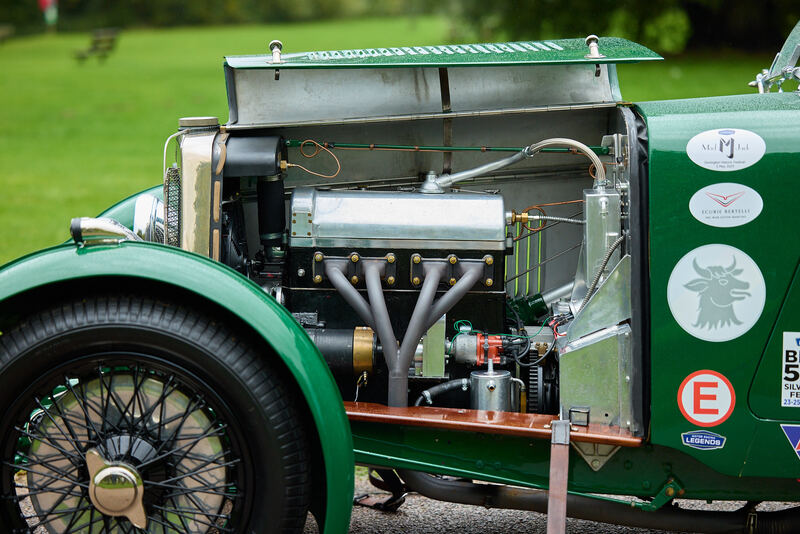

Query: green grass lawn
[0,16,777,264]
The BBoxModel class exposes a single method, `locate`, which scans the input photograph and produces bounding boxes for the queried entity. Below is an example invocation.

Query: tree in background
[449,0,800,53]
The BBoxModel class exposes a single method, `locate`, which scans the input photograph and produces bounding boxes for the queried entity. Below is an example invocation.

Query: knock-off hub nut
[86,448,147,528]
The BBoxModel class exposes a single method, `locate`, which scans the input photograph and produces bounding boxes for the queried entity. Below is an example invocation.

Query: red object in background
[475,333,503,365]
[38,0,55,11]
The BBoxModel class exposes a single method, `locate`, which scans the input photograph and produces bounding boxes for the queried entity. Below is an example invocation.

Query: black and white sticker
[782,332,800,407]
[686,129,766,172]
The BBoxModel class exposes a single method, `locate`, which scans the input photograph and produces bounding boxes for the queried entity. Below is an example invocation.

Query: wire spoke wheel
[0,295,311,534]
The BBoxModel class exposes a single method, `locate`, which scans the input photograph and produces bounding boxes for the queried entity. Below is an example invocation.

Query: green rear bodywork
[636,92,800,479]
[0,242,354,534]
[226,37,661,69]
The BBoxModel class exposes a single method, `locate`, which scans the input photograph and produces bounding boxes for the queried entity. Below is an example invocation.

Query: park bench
[75,28,118,62]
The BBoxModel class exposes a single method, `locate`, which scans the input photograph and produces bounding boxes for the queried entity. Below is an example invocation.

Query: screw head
[350,275,359,284]
[314,252,323,262]
[386,254,396,264]
[412,255,421,264]
[350,254,359,263]
[448,256,457,265]
[297,268,306,277]
[412,276,421,285]
[485,278,494,287]
[313,275,322,284]
[449,277,457,286]
[665,487,675,497]
[387,276,396,285]
[485,256,494,265]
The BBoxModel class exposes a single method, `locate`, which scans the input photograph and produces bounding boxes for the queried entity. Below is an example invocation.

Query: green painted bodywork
[226,37,661,70]
[636,93,800,479]
[0,242,354,534]
[349,421,800,500]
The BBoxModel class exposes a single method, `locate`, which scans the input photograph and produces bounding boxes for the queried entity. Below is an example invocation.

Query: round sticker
[678,370,735,427]
[686,128,766,172]
[667,244,765,342]
[689,183,763,228]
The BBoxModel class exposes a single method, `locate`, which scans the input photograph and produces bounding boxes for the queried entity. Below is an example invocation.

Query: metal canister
[470,370,511,412]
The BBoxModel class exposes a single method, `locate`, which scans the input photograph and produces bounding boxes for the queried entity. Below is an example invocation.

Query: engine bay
[138,100,646,439]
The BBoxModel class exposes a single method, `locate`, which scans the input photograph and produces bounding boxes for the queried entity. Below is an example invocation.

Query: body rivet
[449,278,457,286]
[412,276,421,285]
[485,278,494,287]
[314,252,323,262]
[387,276,396,285]
[449,256,457,264]
[351,275,359,284]
[313,275,322,284]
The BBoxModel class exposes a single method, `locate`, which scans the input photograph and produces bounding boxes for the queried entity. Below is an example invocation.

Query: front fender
[0,241,354,534]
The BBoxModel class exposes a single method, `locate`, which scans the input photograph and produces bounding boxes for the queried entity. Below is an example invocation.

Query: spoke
[151,504,233,531]
[148,511,188,533]
[63,376,107,441]
[150,395,207,457]
[157,481,237,499]
[164,458,239,485]
[23,503,91,525]
[14,425,83,462]
[20,480,84,527]
[138,424,227,470]
[11,484,83,499]
[6,462,87,489]
[30,396,84,458]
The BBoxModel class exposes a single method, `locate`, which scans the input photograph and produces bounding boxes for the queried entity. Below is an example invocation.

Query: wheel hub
[86,448,147,528]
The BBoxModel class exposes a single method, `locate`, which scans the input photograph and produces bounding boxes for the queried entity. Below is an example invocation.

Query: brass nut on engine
[485,256,494,265]
[448,256,457,264]
[313,275,322,284]
[412,254,421,264]
[387,276,396,285]
[350,254,359,263]
[386,253,396,264]
[350,275,359,284]
[314,252,324,262]
[449,277,457,286]
[412,276,421,285]
[485,278,494,287]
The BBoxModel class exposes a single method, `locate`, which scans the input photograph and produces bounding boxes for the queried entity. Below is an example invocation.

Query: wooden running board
[344,401,641,447]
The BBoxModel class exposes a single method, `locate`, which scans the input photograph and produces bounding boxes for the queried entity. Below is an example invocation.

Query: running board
[344,402,641,447]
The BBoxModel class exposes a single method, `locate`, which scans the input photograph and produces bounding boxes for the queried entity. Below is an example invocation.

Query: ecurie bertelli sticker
[688,183,763,228]
[782,332,800,407]
[686,129,766,172]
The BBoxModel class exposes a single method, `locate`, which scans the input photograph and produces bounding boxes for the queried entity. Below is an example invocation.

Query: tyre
[0,294,310,533]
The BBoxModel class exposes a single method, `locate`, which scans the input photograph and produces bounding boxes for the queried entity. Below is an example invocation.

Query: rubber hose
[414,378,470,406]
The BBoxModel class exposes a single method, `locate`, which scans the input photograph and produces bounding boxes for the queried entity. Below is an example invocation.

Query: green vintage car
[1,22,799,534]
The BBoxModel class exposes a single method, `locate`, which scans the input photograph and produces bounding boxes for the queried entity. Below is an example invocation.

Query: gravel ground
[299,470,798,534]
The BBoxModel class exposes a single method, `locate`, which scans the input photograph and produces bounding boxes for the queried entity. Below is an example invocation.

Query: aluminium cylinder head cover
[289,187,506,251]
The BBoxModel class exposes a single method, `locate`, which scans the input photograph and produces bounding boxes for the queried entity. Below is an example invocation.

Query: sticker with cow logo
[689,183,763,228]
[681,429,726,450]
[677,370,735,427]
[781,332,800,407]
[667,244,766,342]
[686,128,766,172]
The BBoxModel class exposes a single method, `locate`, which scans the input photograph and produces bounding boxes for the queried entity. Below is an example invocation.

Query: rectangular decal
[782,332,800,407]
[681,430,726,450]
